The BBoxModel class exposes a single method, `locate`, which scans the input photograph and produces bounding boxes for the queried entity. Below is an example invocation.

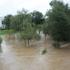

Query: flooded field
[0,35,70,70]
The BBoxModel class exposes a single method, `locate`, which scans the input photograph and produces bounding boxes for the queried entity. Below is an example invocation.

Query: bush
[46,0,70,42]
[52,41,60,48]
[42,49,47,55]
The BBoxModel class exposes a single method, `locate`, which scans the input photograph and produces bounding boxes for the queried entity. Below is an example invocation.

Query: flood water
[0,35,70,70]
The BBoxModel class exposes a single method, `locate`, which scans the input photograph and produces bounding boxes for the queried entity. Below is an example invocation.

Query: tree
[31,11,45,34]
[32,11,44,25]
[20,22,40,47]
[2,15,12,30]
[11,14,24,31]
[11,9,32,31]
[46,0,70,42]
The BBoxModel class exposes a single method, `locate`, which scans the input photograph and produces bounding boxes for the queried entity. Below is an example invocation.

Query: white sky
[0,0,70,17]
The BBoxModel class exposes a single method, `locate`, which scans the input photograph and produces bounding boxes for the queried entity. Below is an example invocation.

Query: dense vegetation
[1,0,70,47]
[46,0,70,42]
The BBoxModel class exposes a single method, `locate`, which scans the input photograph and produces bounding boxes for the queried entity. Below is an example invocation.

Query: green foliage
[11,9,32,31]
[0,30,15,35]
[2,15,12,29]
[20,23,33,40]
[19,22,41,47]
[46,0,70,42]
[20,23,41,40]
[11,15,23,31]
[32,11,44,25]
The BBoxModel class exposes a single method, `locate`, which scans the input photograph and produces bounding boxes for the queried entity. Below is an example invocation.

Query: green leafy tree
[20,22,40,47]
[32,11,44,25]
[31,11,45,33]
[2,15,12,30]
[11,9,32,31]
[11,14,24,31]
[46,0,70,42]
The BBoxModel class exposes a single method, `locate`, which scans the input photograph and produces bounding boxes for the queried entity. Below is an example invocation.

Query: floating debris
[42,49,47,55]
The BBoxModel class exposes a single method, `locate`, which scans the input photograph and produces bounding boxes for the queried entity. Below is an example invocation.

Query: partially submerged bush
[52,41,60,48]
[46,0,70,42]
[42,49,47,55]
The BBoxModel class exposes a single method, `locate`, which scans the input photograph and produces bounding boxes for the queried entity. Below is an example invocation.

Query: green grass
[0,29,15,35]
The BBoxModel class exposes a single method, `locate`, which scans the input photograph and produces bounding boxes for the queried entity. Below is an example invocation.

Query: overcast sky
[0,0,70,17]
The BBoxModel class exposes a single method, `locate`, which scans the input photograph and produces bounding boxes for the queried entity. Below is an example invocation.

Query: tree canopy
[2,15,12,29]
[46,0,70,42]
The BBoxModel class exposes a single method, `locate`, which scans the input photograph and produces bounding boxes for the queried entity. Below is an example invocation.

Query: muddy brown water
[0,35,70,70]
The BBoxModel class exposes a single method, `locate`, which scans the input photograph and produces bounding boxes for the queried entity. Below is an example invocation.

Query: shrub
[46,0,70,42]
[52,41,60,48]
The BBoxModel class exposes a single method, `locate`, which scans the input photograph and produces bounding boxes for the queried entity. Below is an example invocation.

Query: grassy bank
[0,29,15,35]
